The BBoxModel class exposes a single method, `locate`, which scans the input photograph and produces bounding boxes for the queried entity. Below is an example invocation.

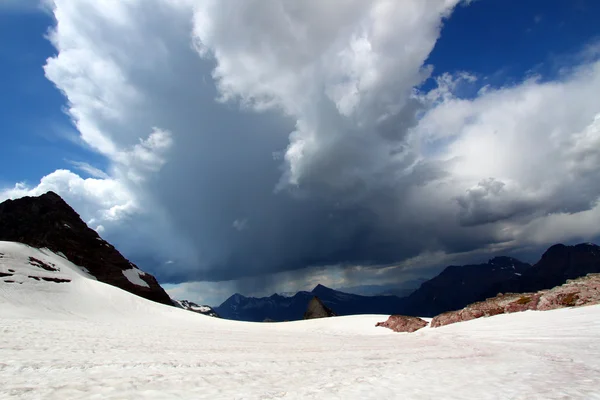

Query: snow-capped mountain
[174,300,220,317]
[0,192,172,305]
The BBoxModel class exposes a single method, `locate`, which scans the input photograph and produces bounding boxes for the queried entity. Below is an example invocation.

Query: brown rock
[376,315,428,333]
[431,273,600,328]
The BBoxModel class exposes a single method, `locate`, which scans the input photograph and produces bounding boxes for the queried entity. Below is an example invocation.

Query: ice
[1,241,599,399]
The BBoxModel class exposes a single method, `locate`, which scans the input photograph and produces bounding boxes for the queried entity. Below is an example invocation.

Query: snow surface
[192,305,212,313]
[122,267,150,288]
[1,241,600,399]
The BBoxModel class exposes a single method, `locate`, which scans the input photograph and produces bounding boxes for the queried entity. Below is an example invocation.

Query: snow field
[1,241,599,399]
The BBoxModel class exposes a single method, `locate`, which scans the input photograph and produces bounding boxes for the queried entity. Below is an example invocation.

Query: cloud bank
[3,0,600,298]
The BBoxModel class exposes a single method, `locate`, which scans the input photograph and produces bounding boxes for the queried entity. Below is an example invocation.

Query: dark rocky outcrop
[375,315,428,333]
[431,273,600,328]
[303,296,337,320]
[0,192,172,305]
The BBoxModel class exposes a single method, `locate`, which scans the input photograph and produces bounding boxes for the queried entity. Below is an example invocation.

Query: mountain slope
[0,192,172,305]
[0,241,177,320]
[403,256,532,317]
[484,243,600,297]
[402,244,600,317]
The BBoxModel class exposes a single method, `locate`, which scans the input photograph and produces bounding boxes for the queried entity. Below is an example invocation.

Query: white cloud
[414,62,600,238]
[69,161,110,179]
[0,169,136,226]
[194,0,461,190]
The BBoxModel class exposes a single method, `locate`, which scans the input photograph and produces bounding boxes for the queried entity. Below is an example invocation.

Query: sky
[1,0,600,306]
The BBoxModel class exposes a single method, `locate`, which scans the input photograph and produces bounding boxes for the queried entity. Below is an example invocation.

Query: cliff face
[0,192,172,305]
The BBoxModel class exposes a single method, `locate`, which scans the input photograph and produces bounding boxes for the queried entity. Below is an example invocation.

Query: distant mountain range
[216,244,600,321]
[215,284,406,322]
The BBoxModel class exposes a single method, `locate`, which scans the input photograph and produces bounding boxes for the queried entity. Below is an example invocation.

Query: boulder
[375,315,428,333]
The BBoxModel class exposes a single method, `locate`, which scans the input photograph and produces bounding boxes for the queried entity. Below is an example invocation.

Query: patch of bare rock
[431,273,600,328]
[376,315,429,332]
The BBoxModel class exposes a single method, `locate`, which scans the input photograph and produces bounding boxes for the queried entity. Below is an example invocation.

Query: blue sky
[1,0,600,305]
[0,6,106,187]
[429,0,599,77]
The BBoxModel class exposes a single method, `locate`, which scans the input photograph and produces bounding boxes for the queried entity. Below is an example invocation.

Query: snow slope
[1,241,600,399]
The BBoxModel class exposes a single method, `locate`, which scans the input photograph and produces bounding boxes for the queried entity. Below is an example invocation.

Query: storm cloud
[3,0,600,297]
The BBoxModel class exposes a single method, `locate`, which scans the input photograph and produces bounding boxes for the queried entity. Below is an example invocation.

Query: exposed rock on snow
[303,296,337,319]
[0,242,84,288]
[431,273,600,328]
[0,192,172,305]
[174,300,220,318]
[375,315,428,332]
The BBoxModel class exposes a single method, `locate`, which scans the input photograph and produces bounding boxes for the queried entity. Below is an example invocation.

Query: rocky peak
[540,244,569,259]
[0,192,172,305]
[303,296,337,320]
[311,283,336,296]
